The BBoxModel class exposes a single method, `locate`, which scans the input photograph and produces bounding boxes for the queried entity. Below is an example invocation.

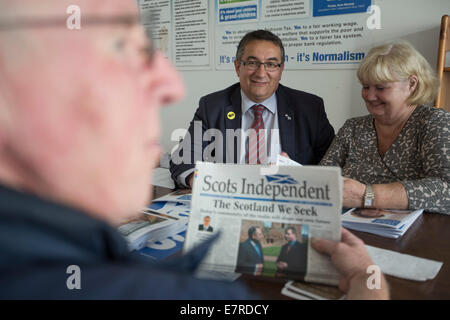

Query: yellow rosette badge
[227,111,236,120]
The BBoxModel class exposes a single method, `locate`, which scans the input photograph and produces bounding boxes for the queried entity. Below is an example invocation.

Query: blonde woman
[320,41,450,213]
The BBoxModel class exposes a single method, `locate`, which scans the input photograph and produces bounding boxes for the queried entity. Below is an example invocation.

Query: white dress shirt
[239,90,281,164]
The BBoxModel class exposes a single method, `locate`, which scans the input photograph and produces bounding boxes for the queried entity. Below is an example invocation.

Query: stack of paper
[281,281,344,300]
[149,190,191,230]
[118,211,186,251]
[151,189,191,206]
[342,208,423,238]
[118,190,192,251]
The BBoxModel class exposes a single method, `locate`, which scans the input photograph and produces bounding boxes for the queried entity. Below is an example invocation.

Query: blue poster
[219,5,257,22]
[313,0,371,17]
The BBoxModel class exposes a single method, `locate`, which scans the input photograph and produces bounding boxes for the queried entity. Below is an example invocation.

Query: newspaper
[147,201,190,221]
[342,208,423,238]
[183,162,343,286]
[276,153,302,166]
[152,189,192,206]
[281,281,345,300]
[119,191,192,253]
[118,212,186,251]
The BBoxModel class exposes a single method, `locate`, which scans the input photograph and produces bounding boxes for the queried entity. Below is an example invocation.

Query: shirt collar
[241,90,277,115]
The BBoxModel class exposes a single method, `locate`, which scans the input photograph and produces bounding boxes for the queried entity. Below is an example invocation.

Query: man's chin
[248,92,270,103]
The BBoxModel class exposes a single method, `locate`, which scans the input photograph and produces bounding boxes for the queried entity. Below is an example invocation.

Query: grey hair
[236,29,285,63]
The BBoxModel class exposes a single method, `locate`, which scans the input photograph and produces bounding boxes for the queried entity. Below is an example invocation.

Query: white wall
[159,0,450,153]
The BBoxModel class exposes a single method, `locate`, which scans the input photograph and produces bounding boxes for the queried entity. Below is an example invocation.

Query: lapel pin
[285,114,291,120]
[227,111,236,120]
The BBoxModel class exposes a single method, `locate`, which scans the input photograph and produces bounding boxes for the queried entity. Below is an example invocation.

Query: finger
[280,151,290,158]
[311,238,339,256]
[189,174,194,188]
[340,227,363,246]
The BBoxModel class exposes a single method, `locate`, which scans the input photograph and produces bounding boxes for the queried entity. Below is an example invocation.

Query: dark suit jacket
[198,224,213,232]
[170,82,335,185]
[235,239,264,274]
[276,241,308,279]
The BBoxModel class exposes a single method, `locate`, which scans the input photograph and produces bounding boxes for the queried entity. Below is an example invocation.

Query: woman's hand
[343,177,366,208]
[342,178,409,210]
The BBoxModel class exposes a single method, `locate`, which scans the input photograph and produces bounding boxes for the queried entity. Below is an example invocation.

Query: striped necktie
[248,104,267,164]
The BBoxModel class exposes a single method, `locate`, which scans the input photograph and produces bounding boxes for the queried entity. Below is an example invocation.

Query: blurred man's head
[248,226,263,242]
[203,216,211,226]
[0,0,185,224]
[284,227,297,242]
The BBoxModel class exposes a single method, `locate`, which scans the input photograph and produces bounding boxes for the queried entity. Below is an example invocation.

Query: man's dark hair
[248,226,260,239]
[236,29,285,63]
[285,226,297,236]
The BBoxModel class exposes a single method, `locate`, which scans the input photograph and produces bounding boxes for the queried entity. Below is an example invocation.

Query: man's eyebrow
[245,56,280,61]
[0,15,139,31]
[83,15,140,25]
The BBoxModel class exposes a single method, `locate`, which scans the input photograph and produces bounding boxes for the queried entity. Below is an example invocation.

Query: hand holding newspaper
[183,162,343,286]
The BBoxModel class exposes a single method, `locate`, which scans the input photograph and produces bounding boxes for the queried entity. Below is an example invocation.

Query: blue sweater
[0,185,255,299]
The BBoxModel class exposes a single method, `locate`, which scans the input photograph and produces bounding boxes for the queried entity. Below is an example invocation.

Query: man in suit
[170,29,335,188]
[198,215,213,232]
[236,226,264,275]
[276,227,308,279]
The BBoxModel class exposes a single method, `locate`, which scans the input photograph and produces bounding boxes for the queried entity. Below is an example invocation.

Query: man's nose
[254,63,267,76]
[149,51,185,106]
[129,26,185,106]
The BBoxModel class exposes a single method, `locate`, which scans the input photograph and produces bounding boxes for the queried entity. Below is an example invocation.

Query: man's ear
[234,59,241,77]
[0,72,14,136]
[278,62,285,82]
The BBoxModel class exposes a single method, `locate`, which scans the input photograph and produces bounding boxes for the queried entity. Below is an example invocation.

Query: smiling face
[361,79,416,124]
[234,40,284,103]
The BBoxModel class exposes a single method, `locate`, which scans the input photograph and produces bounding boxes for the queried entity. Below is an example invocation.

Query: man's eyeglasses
[0,15,139,31]
[0,15,155,61]
[240,60,282,72]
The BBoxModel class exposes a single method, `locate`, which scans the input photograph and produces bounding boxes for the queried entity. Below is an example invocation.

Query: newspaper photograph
[183,162,343,286]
